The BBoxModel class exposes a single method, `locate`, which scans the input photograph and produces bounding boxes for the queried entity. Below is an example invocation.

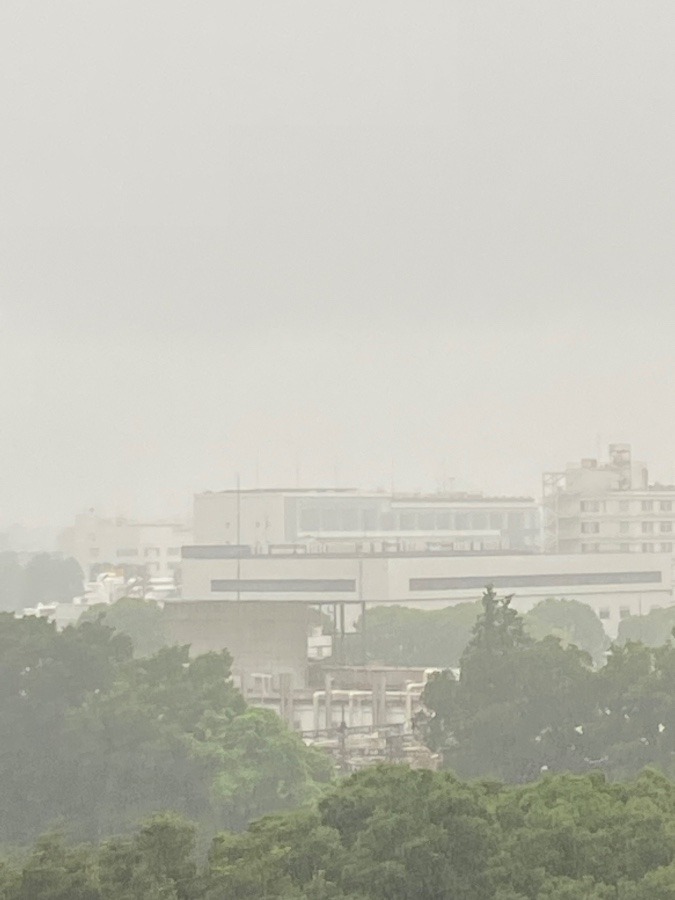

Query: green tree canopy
[617,604,675,648]
[345,601,480,668]
[79,596,169,658]
[0,614,332,846]
[524,597,609,665]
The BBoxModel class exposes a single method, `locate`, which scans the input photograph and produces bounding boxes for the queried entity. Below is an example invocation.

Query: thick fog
[2,1,674,526]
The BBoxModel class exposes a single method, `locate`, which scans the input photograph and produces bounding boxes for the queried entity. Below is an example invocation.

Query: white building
[180,544,672,638]
[543,444,675,556]
[194,487,540,554]
[58,513,192,580]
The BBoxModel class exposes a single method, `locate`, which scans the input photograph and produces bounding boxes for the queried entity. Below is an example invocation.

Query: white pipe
[313,691,325,733]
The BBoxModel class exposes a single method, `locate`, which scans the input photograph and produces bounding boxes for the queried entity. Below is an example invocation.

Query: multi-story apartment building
[543,444,675,555]
[194,488,541,553]
[58,513,192,580]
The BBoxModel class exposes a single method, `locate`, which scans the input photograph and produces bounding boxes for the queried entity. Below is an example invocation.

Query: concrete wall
[163,599,309,687]
[193,491,288,545]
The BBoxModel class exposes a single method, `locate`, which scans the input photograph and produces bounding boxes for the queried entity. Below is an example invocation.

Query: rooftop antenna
[236,472,241,601]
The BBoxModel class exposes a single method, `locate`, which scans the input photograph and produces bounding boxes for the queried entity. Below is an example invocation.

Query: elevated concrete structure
[163,599,309,688]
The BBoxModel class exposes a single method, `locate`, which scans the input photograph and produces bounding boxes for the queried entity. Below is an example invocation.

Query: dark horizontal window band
[211,579,356,593]
[410,571,662,591]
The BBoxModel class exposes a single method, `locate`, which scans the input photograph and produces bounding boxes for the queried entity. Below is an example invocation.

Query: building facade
[194,488,540,553]
[179,544,672,638]
[543,444,675,555]
[58,513,192,580]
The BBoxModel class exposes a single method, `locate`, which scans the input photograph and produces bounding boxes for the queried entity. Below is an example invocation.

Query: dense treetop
[0,613,332,846]
[421,587,675,783]
[2,767,675,898]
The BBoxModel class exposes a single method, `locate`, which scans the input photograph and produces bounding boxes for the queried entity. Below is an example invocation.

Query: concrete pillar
[279,672,294,729]
[324,674,334,732]
[372,672,387,727]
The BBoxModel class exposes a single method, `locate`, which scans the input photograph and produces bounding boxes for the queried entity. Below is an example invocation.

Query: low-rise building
[58,512,192,580]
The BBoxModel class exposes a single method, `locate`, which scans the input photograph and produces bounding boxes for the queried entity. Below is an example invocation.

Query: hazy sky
[2,2,675,527]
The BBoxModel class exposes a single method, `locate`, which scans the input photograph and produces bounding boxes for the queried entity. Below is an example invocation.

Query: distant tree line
[0,552,83,612]
[344,595,609,668]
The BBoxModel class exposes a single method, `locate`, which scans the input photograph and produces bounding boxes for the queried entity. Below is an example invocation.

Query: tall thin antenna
[236,472,241,602]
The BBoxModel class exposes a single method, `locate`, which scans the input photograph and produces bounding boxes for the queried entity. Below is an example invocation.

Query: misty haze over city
[5,4,675,898]
[2,2,675,529]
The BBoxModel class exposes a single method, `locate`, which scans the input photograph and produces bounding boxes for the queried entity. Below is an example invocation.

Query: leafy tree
[79,597,169,658]
[21,553,84,607]
[422,587,598,781]
[0,615,332,845]
[524,597,609,666]
[345,602,480,668]
[617,605,675,648]
[4,768,675,898]
[0,552,23,612]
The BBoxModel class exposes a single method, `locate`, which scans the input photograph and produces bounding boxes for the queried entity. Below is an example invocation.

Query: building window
[144,547,161,558]
[582,543,600,553]
[619,606,631,619]
[599,608,610,620]
[300,509,320,531]
[418,512,436,531]
[580,501,600,513]
[661,543,673,552]
[619,522,630,534]
[660,501,673,512]
[116,549,138,557]
[619,500,630,512]
[620,543,630,552]
[380,512,395,530]
[642,501,654,512]
[581,522,600,534]
[436,512,451,530]
[642,543,655,553]
[400,512,416,530]
[641,522,654,534]
[168,547,181,556]
[660,522,672,533]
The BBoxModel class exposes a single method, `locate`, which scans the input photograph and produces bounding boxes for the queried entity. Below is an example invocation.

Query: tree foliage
[0,552,83,612]
[78,597,169,658]
[344,601,480,667]
[422,587,675,784]
[0,614,332,846]
[524,597,609,665]
[343,594,608,669]
[617,604,675,648]
[3,768,675,898]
